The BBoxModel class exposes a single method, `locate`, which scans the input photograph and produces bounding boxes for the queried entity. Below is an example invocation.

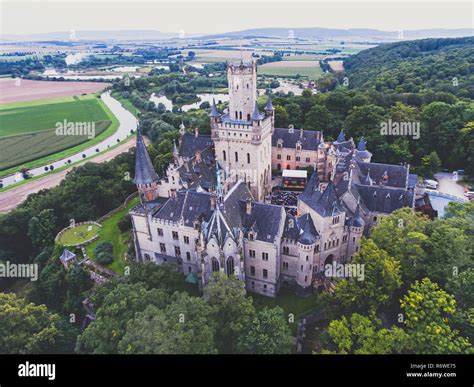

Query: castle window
[211,257,219,272]
[262,252,269,261]
[144,254,151,261]
[239,111,242,120]
[283,246,289,255]
[277,143,282,149]
[223,150,226,161]
[315,245,320,252]
[172,231,179,240]
[250,266,255,276]
[283,261,289,270]
[157,228,163,236]
[296,144,301,151]
[305,275,308,283]
[247,83,249,89]
[353,237,356,242]
[174,246,181,257]
[247,153,250,164]
[263,284,267,292]
[186,252,191,261]
[306,255,309,261]
[296,156,300,162]
[226,256,235,277]
[324,242,327,250]
[251,281,255,289]
[306,157,310,163]
[277,154,281,160]
[249,249,256,258]
[235,152,238,162]
[277,164,281,170]
[263,269,268,279]
[301,265,303,271]
[160,243,166,253]
[286,165,290,169]
[188,266,192,273]
[247,113,250,121]
[286,155,291,161]
[183,236,190,244]
[373,216,378,222]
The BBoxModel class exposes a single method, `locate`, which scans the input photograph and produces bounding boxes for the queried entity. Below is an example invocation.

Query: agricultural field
[258,60,323,80]
[0,94,116,173]
[0,78,110,104]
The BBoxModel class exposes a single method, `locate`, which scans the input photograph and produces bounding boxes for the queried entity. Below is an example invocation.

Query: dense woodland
[0,36,473,354]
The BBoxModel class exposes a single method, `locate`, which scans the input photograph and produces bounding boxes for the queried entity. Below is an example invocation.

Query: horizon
[1,0,472,37]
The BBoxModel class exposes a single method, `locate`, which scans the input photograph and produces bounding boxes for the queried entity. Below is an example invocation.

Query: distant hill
[199,27,474,40]
[343,36,474,97]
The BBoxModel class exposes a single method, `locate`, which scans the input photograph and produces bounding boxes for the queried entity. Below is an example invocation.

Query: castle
[130,61,416,297]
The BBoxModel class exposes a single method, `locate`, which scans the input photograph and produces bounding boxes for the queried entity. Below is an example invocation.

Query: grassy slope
[85,196,139,274]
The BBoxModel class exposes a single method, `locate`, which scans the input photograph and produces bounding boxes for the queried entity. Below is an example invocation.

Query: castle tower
[210,61,272,201]
[134,129,159,202]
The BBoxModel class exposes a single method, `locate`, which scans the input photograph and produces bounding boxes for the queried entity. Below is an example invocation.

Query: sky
[1,0,473,36]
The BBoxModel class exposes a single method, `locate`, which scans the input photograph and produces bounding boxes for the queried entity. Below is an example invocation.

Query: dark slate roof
[299,179,344,217]
[357,162,408,188]
[283,214,300,240]
[355,184,414,214]
[240,201,283,243]
[334,139,354,153]
[131,198,167,215]
[336,129,346,143]
[179,133,213,159]
[59,249,76,262]
[252,101,261,121]
[297,213,318,245]
[222,181,253,230]
[176,157,216,191]
[265,94,273,111]
[272,127,322,150]
[134,130,158,185]
[154,190,213,226]
[210,98,220,117]
[347,203,364,228]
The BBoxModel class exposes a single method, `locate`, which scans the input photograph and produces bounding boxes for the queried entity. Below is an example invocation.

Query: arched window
[235,152,238,162]
[247,153,250,164]
[211,257,219,272]
[247,83,249,89]
[247,113,251,121]
[223,150,226,161]
[277,164,281,170]
[239,111,242,120]
[235,111,238,119]
[226,256,235,277]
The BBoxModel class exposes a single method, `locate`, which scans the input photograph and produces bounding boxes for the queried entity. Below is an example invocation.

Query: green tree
[236,306,292,354]
[420,151,441,177]
[118,292,217,354]
[0,293,74,354]
[304,105,332,132]
[370,208,429,284]
[274,105,289,128]
[334,239,402,313]
[400,278,472,354]
[77,283,169,353]
[324,313,409,354]
[204,273,255,353]
[27,209,57,251]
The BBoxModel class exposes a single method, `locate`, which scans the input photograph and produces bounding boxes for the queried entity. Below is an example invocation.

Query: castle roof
[240,200,284,243]
[299,179,344,217]
[178,133,213,159]
[297,213,318,245]
[59,249,76,262]
[272,127,322,150]
[336,129,346,143]
[252,101,261,121]
[210,98,220,118]
[347,203,364,228]
[134,129,159,185]
[265,94,273,111]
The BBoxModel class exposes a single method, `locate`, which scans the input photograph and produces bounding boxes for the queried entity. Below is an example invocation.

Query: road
[0,138,138,213]
[0,91,137,188]
[434,172,467,200]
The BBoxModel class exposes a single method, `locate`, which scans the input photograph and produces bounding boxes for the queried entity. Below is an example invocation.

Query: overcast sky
[1,0,473,36]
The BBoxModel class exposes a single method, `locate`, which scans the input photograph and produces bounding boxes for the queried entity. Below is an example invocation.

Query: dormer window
[296,142,302,151]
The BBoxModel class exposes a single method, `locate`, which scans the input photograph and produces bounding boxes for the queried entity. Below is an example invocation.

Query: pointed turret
[349,203,364,228]
[265,93,273,112]
[336,129,346,143]
[357,136,367,151]
[134,129,158,185]
[251,101,261,121]
[210,98,220,117]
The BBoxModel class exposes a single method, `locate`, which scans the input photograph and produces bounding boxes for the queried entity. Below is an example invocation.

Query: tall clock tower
[210,61,273,201]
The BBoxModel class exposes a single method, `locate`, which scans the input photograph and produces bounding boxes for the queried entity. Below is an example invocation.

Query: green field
[85,196,139,274]
[0,96,109,137]
[257,65,323,80]
[57,223,100,246]
[0,120,110,170]
[0,94,119,175]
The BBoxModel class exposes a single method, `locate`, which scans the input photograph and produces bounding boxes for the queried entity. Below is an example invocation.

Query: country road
[0,137,138,213]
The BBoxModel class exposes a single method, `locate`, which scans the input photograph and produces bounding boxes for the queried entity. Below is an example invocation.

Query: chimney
[246,198,252,215]
[195,127,199,138]
[300,127,304,138]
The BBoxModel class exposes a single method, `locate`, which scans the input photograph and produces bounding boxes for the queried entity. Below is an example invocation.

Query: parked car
[424,179,439,189]
[464,191,474,200]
